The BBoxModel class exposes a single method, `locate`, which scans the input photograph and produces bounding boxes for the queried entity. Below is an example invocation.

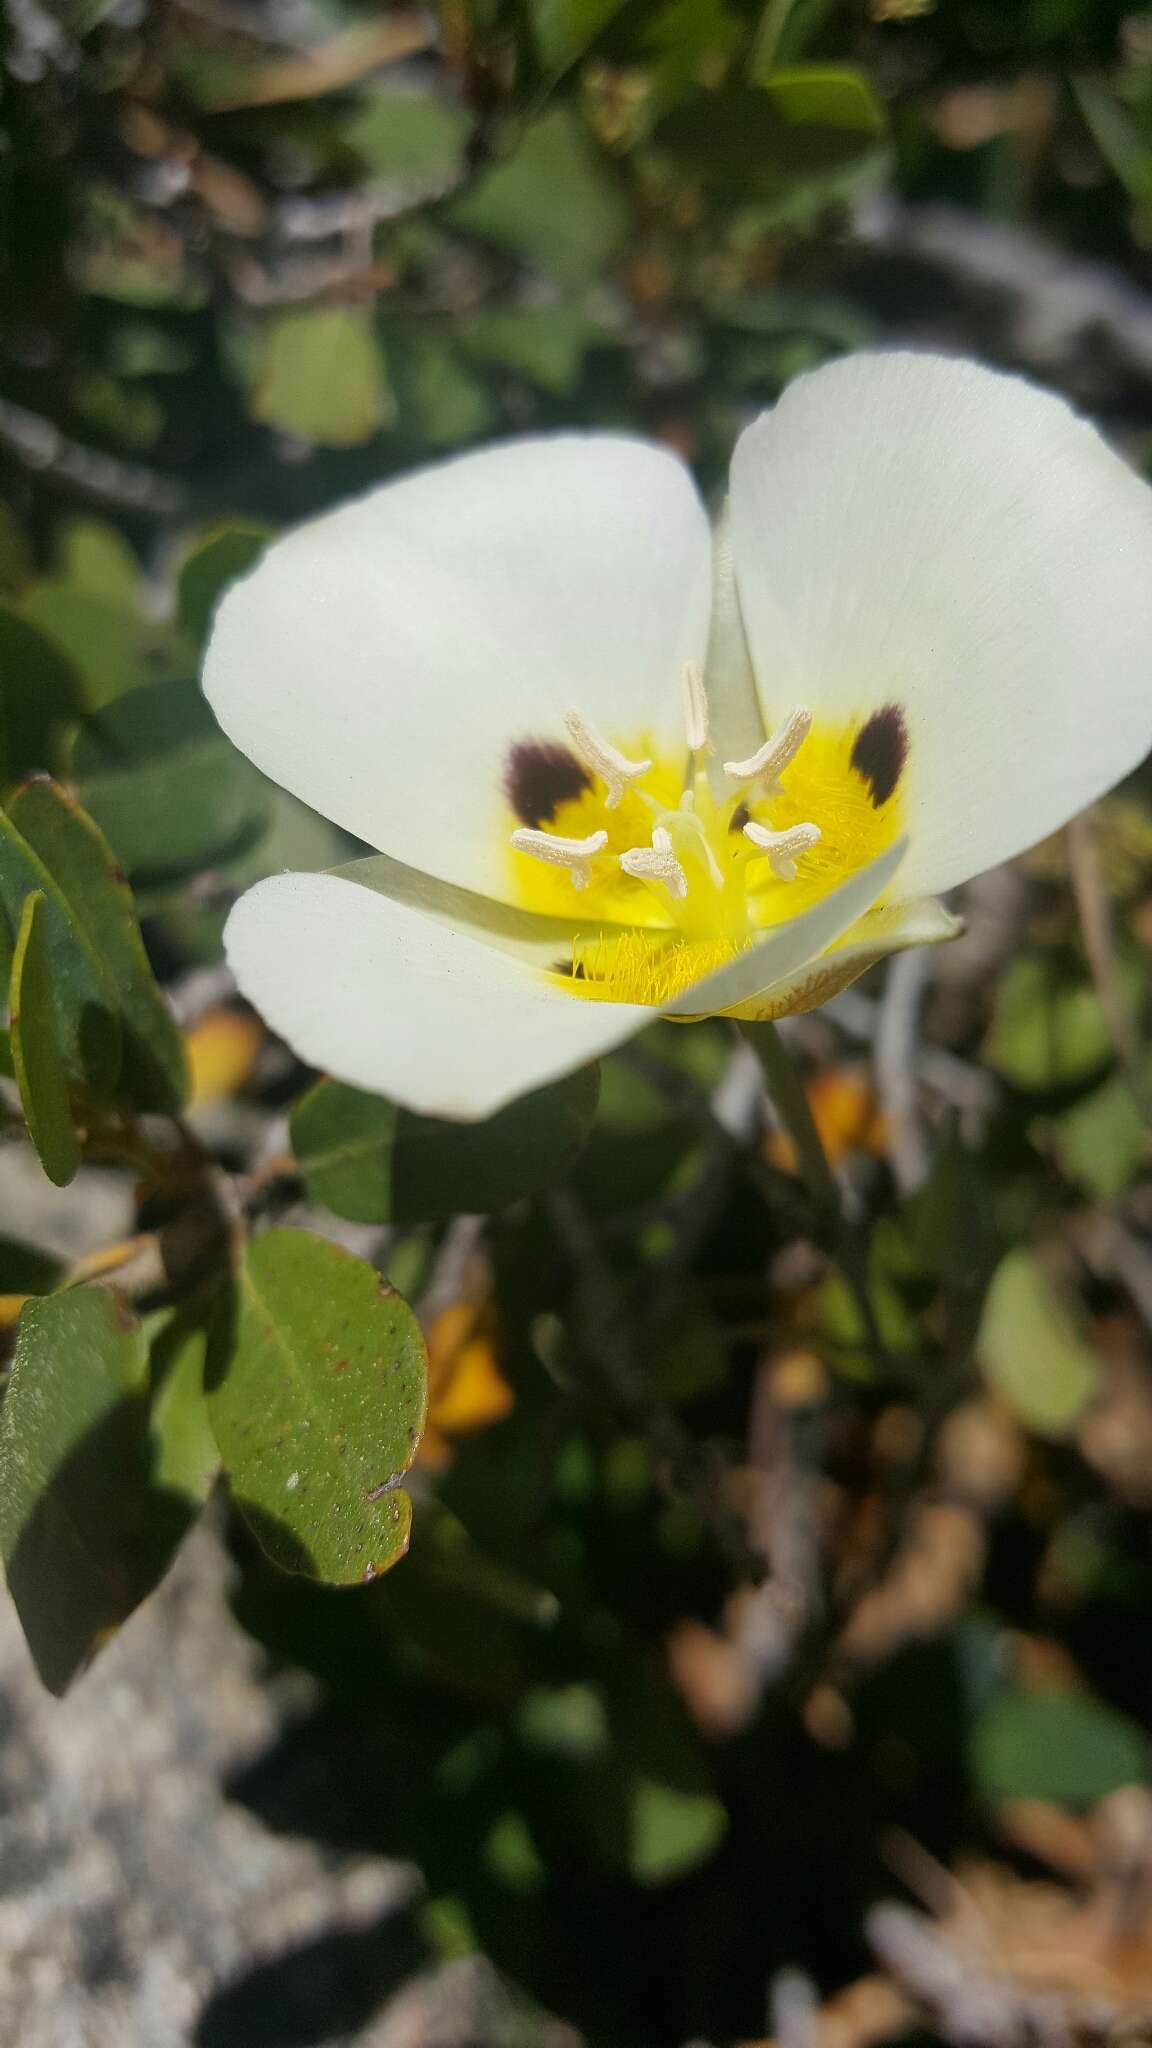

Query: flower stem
[739,1019,886,1359]
[740,1020,839,1225]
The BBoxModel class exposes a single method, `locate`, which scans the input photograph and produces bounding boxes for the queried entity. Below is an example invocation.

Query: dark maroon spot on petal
[729,801,751,835]
[850,705,908,809]
[550,958,586,979]
[506,740,592,828]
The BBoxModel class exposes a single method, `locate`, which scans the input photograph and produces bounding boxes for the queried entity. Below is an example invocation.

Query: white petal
[730,352,1152,897]
[715,895,962,1021]
[665,837,907,1017]
[225,871,650,1120]
[204,435,711,902]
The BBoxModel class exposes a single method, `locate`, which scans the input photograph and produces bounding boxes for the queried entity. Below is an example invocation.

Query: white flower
[203,352,1152,1121]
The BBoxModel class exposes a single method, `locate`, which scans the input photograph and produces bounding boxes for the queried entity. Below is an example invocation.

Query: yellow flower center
[503,673,906,1007]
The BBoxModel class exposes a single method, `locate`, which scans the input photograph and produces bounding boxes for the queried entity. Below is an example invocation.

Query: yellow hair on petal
[563,928,746,1006]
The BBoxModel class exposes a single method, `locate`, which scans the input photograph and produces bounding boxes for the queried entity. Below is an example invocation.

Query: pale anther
[742,819,821,883]
[565,711,652,809]
[620,825,688,901]
[511,825,608,891]
[682,662,711,754]
[724,706,812,793]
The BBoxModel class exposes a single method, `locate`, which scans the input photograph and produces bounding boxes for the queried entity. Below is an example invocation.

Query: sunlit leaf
[449,106,629,288]
[253,309,392,448]
[1051,1070,1150,1198]
[977,1248,1099,1438]
[757,65,886,133]
[342,86,471,187]
[206,1230,428,1584]
[147,1315,221,1520]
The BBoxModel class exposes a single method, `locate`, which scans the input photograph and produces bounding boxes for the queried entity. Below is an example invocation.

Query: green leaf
[449,107,629,289]
[342,86,471,186]
[972,1685,1148,1808]
[20,579,146,712]
[147,1315,221,1535]
[253,309,392,448]
[977,1248,1099,1438]
[0,1287,151,1693]
[530,0,627,74]
[392,337,496,447]
[757,65,886,133]
[656,80,886,202]
[1052,1071,1150,1199]
[206,1230,428,1584]
[984,951,1140,1093]
[7,779,187,1113]
[291,1067,601,1224]
[460,302,601,395]
[177,522,272,650]
[627,1776,727,1884]
[57,518,141,605]
[9,891,80,1187]
[72,678,272,883]
[0,807,122,1095]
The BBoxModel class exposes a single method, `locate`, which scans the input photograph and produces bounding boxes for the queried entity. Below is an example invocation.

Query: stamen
[510,825,608,891]
[564,711,652,808]
[619,825,688,901]
[724,706,812,793]
[681,662,711,754]
[743,819,821,883]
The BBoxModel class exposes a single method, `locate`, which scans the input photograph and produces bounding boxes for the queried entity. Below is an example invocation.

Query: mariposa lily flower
[203,352,1152,1120]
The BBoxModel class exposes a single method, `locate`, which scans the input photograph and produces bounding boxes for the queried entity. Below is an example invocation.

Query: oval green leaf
[207,1230,428,1584]
[8,778,187,1113]
[0,1287,151,1693]
[252,309,392,448]
[0,811,122,1096]
[177,522,272,649]
[72,677,272,884]
[291,1066,601,1225]
[972,1685,1148,1809]
[977,1247,1099,1439]
[10,891,80,1187]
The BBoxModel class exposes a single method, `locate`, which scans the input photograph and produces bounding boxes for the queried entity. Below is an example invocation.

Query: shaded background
[7,2,1152,2045]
